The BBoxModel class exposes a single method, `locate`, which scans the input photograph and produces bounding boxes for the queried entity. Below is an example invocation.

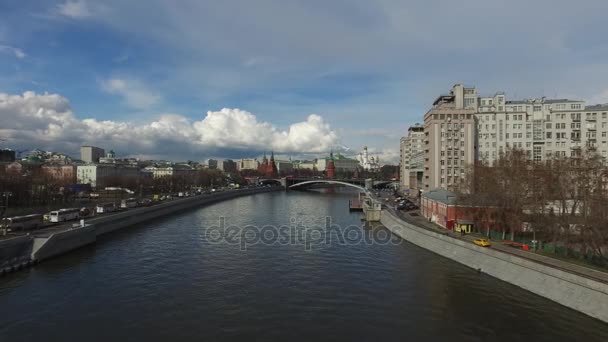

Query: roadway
[0,187,261,240]
[372,192,608,285]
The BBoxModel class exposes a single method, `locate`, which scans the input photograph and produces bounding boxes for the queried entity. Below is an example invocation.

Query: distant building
[326,152,336,179]
[41,164,76,183]
[356,146,380,171]
[296,160,317,170]
[400,124,425,192]
[257,152,278,177]
[77,164,139,187]
[237,158,259,171]
[317,153,359,172]
[275,160,293,175]
[0,149,16,162]
[218,159,237,173]
[207,159,218,169]
[143,164,196,178]
[81,146,105,163]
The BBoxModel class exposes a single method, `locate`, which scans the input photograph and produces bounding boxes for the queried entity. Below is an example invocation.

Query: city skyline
[2,1,608,162]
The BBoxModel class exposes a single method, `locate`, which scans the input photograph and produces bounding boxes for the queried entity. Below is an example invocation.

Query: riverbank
[380,208,608,323]
[1,187,281,274]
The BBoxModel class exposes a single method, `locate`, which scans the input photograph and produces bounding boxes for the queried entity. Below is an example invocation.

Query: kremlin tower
[258,151,278,178]
[326,150,336,179]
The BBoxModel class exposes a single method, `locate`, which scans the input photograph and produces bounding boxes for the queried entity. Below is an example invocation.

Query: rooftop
[585,104,608,111]
[422,188,457,205]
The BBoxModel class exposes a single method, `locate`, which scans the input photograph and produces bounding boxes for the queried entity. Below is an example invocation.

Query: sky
[1,0,608,163]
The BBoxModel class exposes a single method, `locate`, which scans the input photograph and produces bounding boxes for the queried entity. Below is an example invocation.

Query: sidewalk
[379,200,608,285]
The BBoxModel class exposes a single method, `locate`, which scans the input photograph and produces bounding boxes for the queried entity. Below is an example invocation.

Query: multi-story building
[77,164,139,187]
[80,146,105,163]
[41,164,77,183]
[316,153,360,172]
[400,124,424,191]
[418,84,608,192]
[207,159,218,169]
[236,158,259,171]
[0,149,16,162]
[218,159,237,173]
[422,84,477,191]
[275,160,294,175]
[143,164,196,179]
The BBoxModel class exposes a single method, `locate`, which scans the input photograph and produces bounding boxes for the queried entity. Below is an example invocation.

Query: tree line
[455,148,608,266]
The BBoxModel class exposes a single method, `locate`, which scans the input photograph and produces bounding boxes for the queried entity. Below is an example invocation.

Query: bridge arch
[288,180,367,192]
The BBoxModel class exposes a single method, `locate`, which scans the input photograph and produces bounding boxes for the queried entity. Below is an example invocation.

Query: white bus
[49,208,81,223]
[1,214,44,231]
[96,202,116,214]
[120,198,138,209]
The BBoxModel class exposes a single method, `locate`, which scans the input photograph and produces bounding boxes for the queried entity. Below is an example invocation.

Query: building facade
[0,149,16,162]
[218,159,237,173]
[400,124,425,192]
[236,158,259,171]
[41,164,77,183]
[418,84,608,192]
[80,146,105,163]
[357,146,380,171]
[422,84,477,191]
[77,164,140,187]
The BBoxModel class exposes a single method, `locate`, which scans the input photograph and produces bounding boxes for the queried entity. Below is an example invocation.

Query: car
[473,239,491,247]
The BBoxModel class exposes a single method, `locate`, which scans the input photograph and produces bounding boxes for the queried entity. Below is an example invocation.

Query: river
[1,189,607,341]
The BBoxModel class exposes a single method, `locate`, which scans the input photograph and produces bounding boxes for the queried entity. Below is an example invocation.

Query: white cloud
[588,89,608,105]
[100,78,161,109]
[0,45,26,59]
[57,0,91,19]
[0,91,339,159]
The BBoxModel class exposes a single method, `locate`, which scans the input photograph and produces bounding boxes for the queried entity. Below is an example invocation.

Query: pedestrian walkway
[376,194,608,285]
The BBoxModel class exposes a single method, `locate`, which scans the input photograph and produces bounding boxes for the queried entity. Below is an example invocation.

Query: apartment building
[400,124,424,191]
[422,84,477,191]
[410,83,608,192]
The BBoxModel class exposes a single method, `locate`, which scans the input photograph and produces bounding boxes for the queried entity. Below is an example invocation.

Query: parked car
[473,239,491,247]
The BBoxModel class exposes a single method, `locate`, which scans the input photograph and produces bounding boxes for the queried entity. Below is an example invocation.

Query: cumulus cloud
[0,45,26,59]
[0,91,339,160]
[100,78,161,109]
[57,0,91,19]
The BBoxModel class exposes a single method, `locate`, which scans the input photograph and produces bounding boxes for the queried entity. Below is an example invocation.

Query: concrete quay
[380,208,608,323]
[1,187,281,274]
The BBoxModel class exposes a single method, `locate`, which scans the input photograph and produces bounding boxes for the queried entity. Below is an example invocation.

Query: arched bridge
[248,177,396,191]
[288,180,367,192]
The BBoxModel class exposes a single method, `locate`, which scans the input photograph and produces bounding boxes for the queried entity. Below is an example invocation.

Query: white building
[236,158,259,171]
[77,164,140,187]
[400,124,425,191]
[143,164,196,179]
[357,146,380,171]
[420,84,608,191]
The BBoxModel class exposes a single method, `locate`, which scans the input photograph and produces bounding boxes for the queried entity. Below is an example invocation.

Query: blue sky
[1,0,608,162]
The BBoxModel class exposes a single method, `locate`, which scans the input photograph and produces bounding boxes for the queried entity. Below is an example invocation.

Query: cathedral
[357,146,380,172]
[258,151,278,178]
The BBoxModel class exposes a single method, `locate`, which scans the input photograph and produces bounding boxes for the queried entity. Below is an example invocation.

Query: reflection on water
[1,189,606,341]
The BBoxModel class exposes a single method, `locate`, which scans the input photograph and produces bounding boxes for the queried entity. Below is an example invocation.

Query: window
[546,132,552,139]
[533,105,542,111]
[571,104,582,110]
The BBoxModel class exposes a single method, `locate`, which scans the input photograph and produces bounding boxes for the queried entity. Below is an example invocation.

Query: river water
[1,189,607,341]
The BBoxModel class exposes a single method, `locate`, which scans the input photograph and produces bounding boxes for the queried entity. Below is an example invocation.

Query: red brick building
[421,188,496,233]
